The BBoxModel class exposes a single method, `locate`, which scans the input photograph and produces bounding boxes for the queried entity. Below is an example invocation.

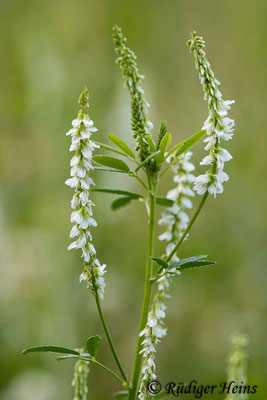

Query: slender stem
[81,357,126,386]
[128,180,157,400]
[94,289,130,385]
[166,191,208,263]
[132,172,149,191]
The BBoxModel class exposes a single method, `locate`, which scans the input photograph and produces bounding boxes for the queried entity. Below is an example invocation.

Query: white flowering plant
[23,28,237,400]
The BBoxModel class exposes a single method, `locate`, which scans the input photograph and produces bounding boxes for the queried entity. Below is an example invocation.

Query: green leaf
[159,133,171,157]
[93,166,128,173]
[156,197,174,207]
[92,188,143,199]
[57,355,80,361]
[95,141,128,157]
[169,255,208,268]
[135,150,160,172]
[164,129,206,160]
[93,155,130,172]
[111,197,133,210]
[169,255,216,270]
[113,390,128,399]
[22,345,79,356]
[147,136,156,152]
[86,335,102,357]
[108,134,135,159]
[150,257,169,269]
[177,260,216,270]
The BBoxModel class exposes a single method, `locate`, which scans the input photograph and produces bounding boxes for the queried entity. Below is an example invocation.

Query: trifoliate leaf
[164,129,206,160]
[150,257,169,269]
[86,335,102,358]
[93,155,130,172]
[92,188,143,199]
[111,197,133,210]
[22,345,79,356]
[108,134,135,159]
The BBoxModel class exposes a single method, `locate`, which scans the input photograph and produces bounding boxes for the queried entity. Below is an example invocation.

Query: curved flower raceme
[113,25,153,133]
[138,152,195,400]
[188,32,235,198]
[72,358,90,400]
[65,87,106,299]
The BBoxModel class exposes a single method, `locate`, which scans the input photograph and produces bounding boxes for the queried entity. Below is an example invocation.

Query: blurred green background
[0,0,266,398]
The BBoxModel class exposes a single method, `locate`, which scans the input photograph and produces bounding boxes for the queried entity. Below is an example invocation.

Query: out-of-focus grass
[0,0,266,399]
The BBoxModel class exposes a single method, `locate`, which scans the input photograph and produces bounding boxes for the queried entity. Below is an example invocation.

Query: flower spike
[65,87,106,299]
[188,32,235,197]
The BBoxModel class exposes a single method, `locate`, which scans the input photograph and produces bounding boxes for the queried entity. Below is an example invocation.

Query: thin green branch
[166,191,209,263]
[80,357,126,387]
[91,272,130,386]
[151,192,209,282]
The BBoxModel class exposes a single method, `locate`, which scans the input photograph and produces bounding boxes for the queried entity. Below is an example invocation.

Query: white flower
[188,32,235,197]
[158,151,195,261]
[65,87,106,299]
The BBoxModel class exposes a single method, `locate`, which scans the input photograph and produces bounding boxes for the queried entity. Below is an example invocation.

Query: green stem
[166,191,208,263]
[128,181,157,400]
[80,356,126,386]
[94,290,130,385]
[132,172,149,191]
[92,359,127,386]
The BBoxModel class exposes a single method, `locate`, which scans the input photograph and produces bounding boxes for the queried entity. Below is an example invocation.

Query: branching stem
[128,176,157,400]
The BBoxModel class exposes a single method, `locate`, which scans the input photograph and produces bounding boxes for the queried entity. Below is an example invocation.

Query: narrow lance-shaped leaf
[95,141,128,158]
[57,355,80,361]
[158,132,172,164]
[149,257,169,269]
[86,335,102,357]
[93,155,130,172]
[111,197,133,210]
[135,150,160,172]
[22,345,79,356]
[164,129,206,161]
[169,255,216,270]
[108,134,136,159]
[93,166,128,173]
[156,197,174,207]
[92,188,143,199]
[169,255,208,268]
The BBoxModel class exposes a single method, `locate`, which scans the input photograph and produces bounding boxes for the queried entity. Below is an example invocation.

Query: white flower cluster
[158,151,195,262]
[65,88,106,299]
[138,152,195,399]
[72,358,90,400]
[188,32,235,197]
[138,281,168,400]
